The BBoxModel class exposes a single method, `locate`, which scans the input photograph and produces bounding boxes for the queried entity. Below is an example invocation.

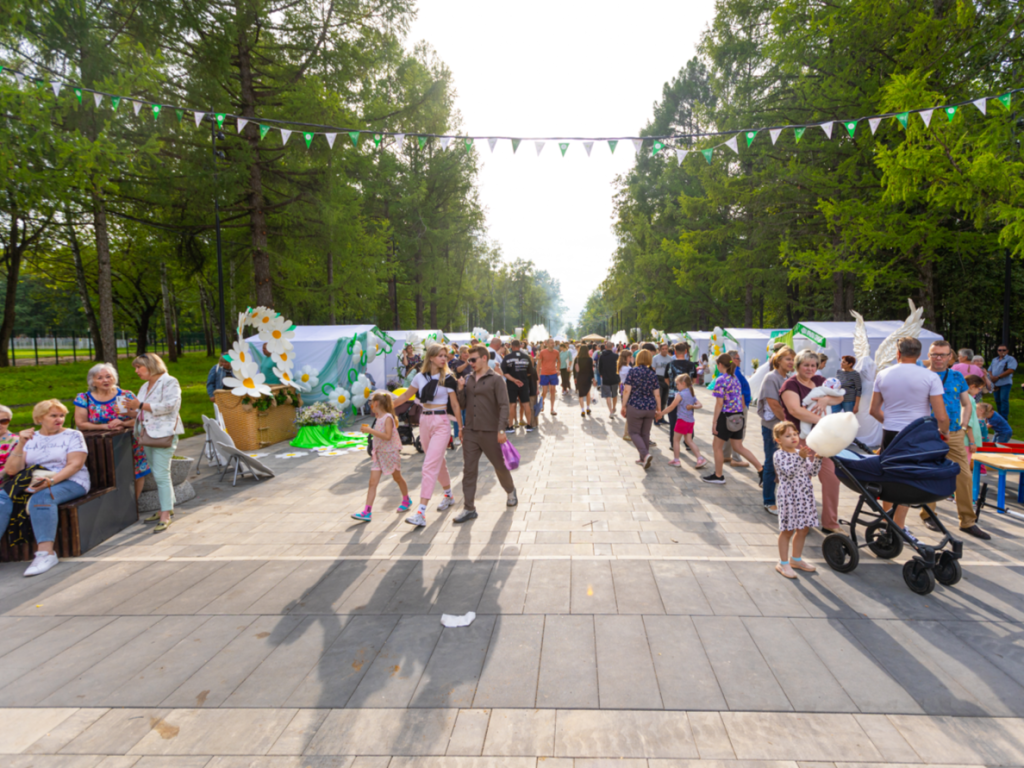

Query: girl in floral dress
[772,422,821,579]
[352,391,411,522]
[73,363,151,498]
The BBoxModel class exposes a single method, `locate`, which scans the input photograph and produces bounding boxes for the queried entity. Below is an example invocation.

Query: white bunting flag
[868,117,882,135]
[724,135,739,154]
[583,141,594,156]
[281,129,292,146]
[487,137,497,153]
[440,136,451,150]
[632,139,643,154]
[675,149,688,164]
[325,133,337,148]
[93,92,103,108]
[14,72,24,87]
[50,81,62,98]
[818,121,833,139]
[194,111,205,128]
[769,128,782,145]
[395,133,405,150]
[920,109,933,127]
[973,98,987,115]
[535,141,545,156]
[132,100,143,116]
[237,118,248,133]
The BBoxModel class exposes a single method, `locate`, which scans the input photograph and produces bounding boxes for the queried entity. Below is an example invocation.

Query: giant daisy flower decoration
[331,387,353,410]
[271,348,295,370]
[274,366,298,388]
[251,306,276,328]
[297,365,319,392]
[351,373,374,410]
[223,362,272,398]
[227,340,254,366]
[350,340,363,364]
[259,318,295,355]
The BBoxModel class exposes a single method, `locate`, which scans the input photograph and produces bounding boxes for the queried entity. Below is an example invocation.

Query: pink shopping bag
[501,440,521,470]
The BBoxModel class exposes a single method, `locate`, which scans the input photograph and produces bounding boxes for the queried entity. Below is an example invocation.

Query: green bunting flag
[512,139,521,153]
[998,93,1012,110]
[215,113,226,128]
[111,96,120,111]
[945,105,958,122]
[652,140,665,155]
[701,148,713,163]
[151,104,161,120]
[464,138,473,151]
[175,109,183,123]
[348,131,359,146]
[73,87,83,104]
[896,112,909,128]
[844,120,857,137]
[259,123,270,140]
[794,127,806,143]
[559,142,569,156]
[304,131,314,148]
[745,130,757,147]
[418,135,427,149]
[608,140,618,154]
[373,134,382,147]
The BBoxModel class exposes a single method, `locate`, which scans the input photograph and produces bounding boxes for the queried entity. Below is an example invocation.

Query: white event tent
[787,320,944,378]
[385,329,450,384]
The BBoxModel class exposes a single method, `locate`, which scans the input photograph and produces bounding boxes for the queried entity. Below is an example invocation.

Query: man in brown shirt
[455,345,518,523]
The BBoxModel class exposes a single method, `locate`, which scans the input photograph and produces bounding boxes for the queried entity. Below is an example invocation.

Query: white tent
[788,320,943,378]
[686,331,713,362]
[448,332,473,347]
[722,328,787,378]
[386,329,449,384]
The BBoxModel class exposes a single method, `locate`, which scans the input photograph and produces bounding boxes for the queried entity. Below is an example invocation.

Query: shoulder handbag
[136,381,174,448]
[726,411,745,432]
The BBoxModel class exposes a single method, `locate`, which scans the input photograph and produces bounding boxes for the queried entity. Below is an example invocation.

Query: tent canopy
[385,329,449,384]
[787,320,943,378]
[581,334,606,342]
[722,328,786,377]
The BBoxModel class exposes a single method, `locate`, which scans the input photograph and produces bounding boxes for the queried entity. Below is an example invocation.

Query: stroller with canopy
[823,416,964,595]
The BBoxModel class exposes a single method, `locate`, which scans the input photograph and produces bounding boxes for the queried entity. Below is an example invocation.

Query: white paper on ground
[441,611,476,628]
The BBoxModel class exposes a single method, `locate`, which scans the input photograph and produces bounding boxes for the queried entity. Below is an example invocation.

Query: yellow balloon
[393,387,415,401]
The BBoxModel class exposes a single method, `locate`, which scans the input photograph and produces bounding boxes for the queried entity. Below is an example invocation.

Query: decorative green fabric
[291,425,368,450]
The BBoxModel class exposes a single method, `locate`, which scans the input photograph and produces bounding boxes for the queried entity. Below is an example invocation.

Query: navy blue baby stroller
[823,417,964,596]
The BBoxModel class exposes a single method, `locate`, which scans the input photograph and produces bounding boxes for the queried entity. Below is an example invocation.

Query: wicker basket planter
[214,385,298,450]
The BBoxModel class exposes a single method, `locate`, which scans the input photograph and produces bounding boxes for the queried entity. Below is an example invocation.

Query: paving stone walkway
[3,389,1024,767]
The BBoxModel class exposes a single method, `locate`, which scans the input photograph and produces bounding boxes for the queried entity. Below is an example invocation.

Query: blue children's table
[972,452,1024,522]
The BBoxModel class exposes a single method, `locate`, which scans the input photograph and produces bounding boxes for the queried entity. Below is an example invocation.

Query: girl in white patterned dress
[772,422,821,579]
[353,391,411,522]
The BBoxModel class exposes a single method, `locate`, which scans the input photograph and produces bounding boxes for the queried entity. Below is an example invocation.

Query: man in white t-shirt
[487,337,503,372]
[869,336,947,534]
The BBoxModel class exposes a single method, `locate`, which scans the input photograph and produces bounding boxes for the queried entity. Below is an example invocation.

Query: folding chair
[212,437,276,487]
[196,415,228,475]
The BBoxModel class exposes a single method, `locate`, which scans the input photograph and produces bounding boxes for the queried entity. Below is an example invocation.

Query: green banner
[793,322,827,346]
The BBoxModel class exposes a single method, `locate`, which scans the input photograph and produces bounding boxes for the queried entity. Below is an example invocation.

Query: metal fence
[7,331,209,365]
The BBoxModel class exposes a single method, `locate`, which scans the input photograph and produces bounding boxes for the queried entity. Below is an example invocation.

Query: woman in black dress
[575,344,595,416]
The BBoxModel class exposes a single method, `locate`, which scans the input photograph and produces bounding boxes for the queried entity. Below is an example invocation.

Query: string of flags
[1,63,1019,166]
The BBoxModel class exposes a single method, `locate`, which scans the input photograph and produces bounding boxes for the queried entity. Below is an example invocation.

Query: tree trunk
[327,248,335,324]
[744,282,754,326]
[197,279,216,357]
[91,192,118,368]
[832,271,856,321]
[429,285,437,328]
[413,250,424,328]
[67,217,104,361]
[136,307,155,355]
[160,263,179,362]
[0,219,22,368]
[917,258,937,332]
[388,276,399,330]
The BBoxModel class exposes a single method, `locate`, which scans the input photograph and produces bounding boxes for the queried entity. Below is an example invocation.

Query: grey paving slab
[693,615,792,711]
[126,707,297,755]
[887,712,1024,765]
[570,560,617,614]
[60,708,170,755]
[70,563,189,616]
[473,614,544,708]
[284,614,401,708]
[610,560,664,614]
[554,709,699,758]
[430,561,494,615]
[0,616,117,690]
[0,615,70,658]
[305,707,457,756]
[245,560,344,615]
[643,615,727,711]
[0,707,82,755]
[337,560,418,614]
[6,561,153,616]
[720,712,883,762]
[266,708,330,756]
[411,614,495,708]
[445,709,490,756]
[536,615,598,708]
[347,614,444,707]
[523,560,570,614]
[689,561,760,617]
[152,561,261,615]
[384,561,456,615]
[476,560,531,614]
[197,561,303,614]
[289,559,377,614]
[482,709,555,756]
[941,619,1024,689]
[594,615,662,709]
[22,707,110,755]
[649,561,713,615]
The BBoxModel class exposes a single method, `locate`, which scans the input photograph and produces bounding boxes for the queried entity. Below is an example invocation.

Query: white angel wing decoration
[850,310,870,361]
[873,300,925,372]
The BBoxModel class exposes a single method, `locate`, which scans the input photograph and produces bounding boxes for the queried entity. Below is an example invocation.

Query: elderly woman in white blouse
[124,353,183,533]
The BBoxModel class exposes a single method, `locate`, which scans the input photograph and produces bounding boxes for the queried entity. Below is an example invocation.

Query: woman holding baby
[779,349,845,534]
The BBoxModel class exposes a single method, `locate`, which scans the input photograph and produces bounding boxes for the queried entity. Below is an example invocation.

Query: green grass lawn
[0,354,218,438]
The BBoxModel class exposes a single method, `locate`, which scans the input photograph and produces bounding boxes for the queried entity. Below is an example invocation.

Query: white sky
[406,0,718,330]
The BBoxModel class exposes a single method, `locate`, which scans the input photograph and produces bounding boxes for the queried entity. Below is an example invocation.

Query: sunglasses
[0,419,10,425]
[467,357,479,364]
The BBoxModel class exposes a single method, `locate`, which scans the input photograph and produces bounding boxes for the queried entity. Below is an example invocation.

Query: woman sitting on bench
[0,399,90,577]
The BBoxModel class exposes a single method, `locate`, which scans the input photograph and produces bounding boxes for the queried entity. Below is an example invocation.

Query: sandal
[153,519,173,534]
[776,563,797,579]
[791,559,817,573]
[144,511,174,523]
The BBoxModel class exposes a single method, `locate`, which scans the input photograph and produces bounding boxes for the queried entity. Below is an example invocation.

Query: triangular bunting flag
[868,117,882,134]
[325,133,337,148]
[464,138,473,151]
[374,134,382,147]
[998,94,1012,110]
[769,128,782,145]
[349,131,360,146]
[175,108,183,123]
[608,140,618,154]
[151,104,161,121]
[511,139,521,153]
[675,149,688,164]
[844,120,857,137]
[632,138,643,154]
[920,109,933,127]
[194,111,205,128]
[93,92,103,108]
[724,135,739,154]
[896,112,909,128]
[395,134,405,150]
[132,100,143,116]
[50,81,62,98]
[487,137,497,153]
[303,131,314,148]
[559,142,569,156]
[944,105,958,122]
[237,118,248,132]
[794,127,806,143]
[745,130,757,147]
[583,141,593,156]
[215,113,226,128]
[73,87,82,103]
[281,129,292,145]
[701,148,713,163]
[418,135,427,149]
[819,121,833,139]
[652,140,665,155]
[535,141,545,156]
[259,124,270,140]
[14,72,24,87]
[972,98,986,115]
[110,95,120,111]
[441,136,451,150]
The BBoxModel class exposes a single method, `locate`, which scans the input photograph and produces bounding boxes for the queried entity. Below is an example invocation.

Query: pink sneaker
[397,497,413,513]
[695,457,708,468]
[668,459,681,467]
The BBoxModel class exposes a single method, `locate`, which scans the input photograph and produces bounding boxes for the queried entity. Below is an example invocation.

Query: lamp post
[210,116,228,354]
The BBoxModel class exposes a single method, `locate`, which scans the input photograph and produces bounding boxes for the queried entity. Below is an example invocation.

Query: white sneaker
[406,512,427,527]
[24,551,58,577]
[438,496,455,511]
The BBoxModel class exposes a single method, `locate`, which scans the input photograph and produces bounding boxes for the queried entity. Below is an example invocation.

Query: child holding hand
[772,421,821,579]
[658,374,707,468]
[352,391,412,522]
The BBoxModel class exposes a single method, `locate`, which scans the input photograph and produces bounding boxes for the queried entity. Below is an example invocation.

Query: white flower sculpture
[297,365,319,392]
[223,362,273,398]
[274,366,299,389]
[366,335,384,363]
[351,373,374,410]
[331,388,353,409]
[271,348,294,368]
[227,340,254,366]
[259,316,295,355]
[351,340,364,364]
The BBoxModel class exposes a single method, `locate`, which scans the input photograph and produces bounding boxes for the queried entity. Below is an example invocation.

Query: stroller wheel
[414,437,424,453]
[822,533,859,573]
[934,551,962,587]
[865,520,904,560]
[902,559,936,595]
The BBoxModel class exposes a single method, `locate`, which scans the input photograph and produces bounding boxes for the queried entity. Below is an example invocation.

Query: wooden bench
[1,430,138,562]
